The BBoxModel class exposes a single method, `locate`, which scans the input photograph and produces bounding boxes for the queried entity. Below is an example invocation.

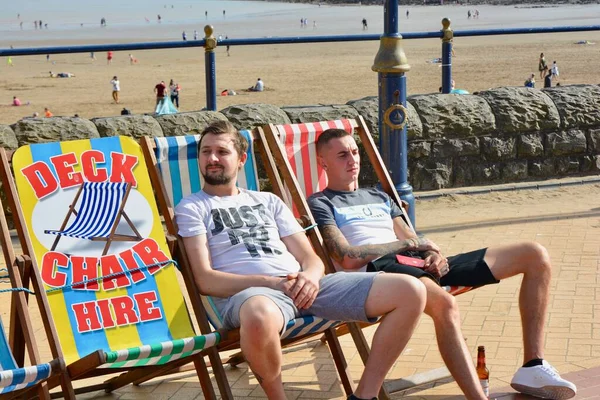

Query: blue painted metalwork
[441,18,453,94]
[374,0,416,226]
[205,51,217,111]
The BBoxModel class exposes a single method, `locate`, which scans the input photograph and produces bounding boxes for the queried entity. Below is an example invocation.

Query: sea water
[1,0,600,45]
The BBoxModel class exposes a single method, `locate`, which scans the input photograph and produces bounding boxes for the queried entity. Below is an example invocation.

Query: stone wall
[2,84,600,192]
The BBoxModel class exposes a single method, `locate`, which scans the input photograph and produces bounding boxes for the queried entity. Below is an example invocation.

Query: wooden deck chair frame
[139,131,362,399]
[0,185,74,400]
[47,182,143,256]
[262,116,478,397]
[0,147,220,399]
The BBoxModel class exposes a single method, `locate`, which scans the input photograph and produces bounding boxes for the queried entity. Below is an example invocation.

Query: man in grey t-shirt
[309,128,576,400]
[175,121,428,400]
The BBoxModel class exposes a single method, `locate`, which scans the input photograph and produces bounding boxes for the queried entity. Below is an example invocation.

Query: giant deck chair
[139,130,360,398]
[262,117,476,396]
[0,189,73,399]
[44,181,143,256]
[0,137,224,398]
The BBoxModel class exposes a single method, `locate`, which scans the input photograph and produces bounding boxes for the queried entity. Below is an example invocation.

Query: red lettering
[96,299,116,329]
[119,249,146,284]
[109,153,138,186]
[70,256,99,290]
[72,301,102,333]
[111,296,139,326]
[40,252,68,288]
[100,255,131,291]
[50,153,83,189]
[81,150,108,182]
[134,291,162,322]
[21,162,58,199]
[132,238,169,274]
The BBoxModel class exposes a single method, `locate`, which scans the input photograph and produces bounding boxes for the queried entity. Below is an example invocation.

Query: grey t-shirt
[308,187,403,271]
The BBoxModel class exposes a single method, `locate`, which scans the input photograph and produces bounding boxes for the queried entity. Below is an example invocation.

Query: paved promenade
[2,179,599,399]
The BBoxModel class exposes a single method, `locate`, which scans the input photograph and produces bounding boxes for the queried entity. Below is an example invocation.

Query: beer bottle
[477,346,490,397]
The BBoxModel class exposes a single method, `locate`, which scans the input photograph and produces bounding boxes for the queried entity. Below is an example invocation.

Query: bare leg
[485,242,551,363]
[239,296,287,400]
[422,278,487,400]
[353,274,426,399]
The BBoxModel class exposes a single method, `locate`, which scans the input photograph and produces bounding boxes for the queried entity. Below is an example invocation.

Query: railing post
[204,25,217,111]
[441,18,453,94]
[373,0,415,227]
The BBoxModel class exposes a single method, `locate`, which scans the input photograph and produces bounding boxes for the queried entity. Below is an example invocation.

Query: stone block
[582,155,600,172]
[586,128,600,153]
[408,93,495,139]
[555,157,581,175]
[408,141,431,159]
[11,117,99,145]
[432,137,479,158]
[529,159,555,178]
[477,87,560,133]
[220,103,290,130]
[155,111,227,137]
[547,130,587,156]
[92,114,163,139]
[481,136,516,161]
[503,160,528,181]
[283,104,358,124]
[0,125,18,150]
[518,133,544,158]
[543,84,600,128]
[410,159,452,190]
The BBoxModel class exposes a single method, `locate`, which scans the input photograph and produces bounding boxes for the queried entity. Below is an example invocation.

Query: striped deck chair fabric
[153,132,341,339]
[44,182,128,239]
[0,317,55,394]
[271,119,474,297]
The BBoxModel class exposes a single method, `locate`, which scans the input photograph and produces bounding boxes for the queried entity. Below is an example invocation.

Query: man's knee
[424,285,459,321]
[368,274,426,316]
[239,296,284,340]
[523,241,551,273]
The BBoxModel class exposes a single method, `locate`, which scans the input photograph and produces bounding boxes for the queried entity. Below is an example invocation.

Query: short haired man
[154,80,167,105]
[308,129,577,400]
[175,121,427,400]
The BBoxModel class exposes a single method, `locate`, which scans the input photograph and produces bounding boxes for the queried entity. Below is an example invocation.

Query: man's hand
[285,270,321,310]
[407,237,441,253]
[423,251,449,278]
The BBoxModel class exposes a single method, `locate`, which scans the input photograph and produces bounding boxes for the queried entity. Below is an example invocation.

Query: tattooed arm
[320,224,439,271]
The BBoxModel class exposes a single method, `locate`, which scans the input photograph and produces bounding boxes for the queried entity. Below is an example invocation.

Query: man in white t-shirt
[175,121,428,400]
[110,76,120,104]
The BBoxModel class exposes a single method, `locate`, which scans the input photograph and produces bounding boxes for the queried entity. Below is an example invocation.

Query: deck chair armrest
[49,357,66,374]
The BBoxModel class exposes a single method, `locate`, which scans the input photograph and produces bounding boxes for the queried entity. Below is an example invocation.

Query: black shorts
[367,248,499,287]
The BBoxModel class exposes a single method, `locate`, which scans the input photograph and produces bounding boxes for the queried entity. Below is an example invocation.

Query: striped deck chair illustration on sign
[0,137,223,398]
[45,181,143,256]
[262,117,476,397]
[0,185,74,399]
[139,130,359,398]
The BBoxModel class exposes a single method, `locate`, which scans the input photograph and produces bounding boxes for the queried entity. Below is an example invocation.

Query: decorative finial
[204,25,217,52]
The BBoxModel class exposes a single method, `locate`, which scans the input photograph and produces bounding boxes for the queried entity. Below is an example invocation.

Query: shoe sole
[511,383,576,400]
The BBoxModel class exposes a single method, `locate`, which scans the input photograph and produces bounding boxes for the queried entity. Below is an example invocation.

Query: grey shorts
[218,272,379,332]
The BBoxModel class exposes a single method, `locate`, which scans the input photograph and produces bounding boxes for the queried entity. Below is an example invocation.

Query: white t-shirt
[255,80,264,91]
[175,189,304,276]
[111,79,120,91]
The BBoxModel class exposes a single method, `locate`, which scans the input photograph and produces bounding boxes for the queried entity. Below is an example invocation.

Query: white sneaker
[510,361,577,400]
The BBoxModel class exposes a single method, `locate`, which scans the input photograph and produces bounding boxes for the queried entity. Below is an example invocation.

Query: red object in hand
[396,254,426,269]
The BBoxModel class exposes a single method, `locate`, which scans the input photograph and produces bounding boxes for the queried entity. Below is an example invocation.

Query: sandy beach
[2,2,600,125]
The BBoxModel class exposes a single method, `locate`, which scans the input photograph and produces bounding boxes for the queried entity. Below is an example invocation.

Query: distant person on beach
[551,61,560,82]
[49,71,75,78]
[467,10,471,19]
[313,20,317,29]
[225,35,230,56]
[406,9,410,18]
[7,57,13,67]
[223,9,226,18]
[524,73,536,88]
[129,53,138,64]
[538,53,547,79]
[100,17,106,27]
[44,107,53,118]
[111,76,120,104]
[158,14,162,23]
[107,51,113,65]
[32,112,39,118]
[20,21,23,30]
[182,31,187,41]
[205,10,208,18]
[362,18,368,30]
[248,78,264,92]
[194,30,198,40]
[169,79,181,108]
[155,80,167,105]
[46,54,50,62]
[12,96,24,106]
[90,52,96,60]
[544,71,552,88]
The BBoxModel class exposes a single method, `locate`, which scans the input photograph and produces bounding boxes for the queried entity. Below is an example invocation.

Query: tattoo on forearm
[321,225,414,262]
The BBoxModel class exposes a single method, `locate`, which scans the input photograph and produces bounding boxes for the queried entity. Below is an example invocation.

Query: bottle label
[480,379,490,397]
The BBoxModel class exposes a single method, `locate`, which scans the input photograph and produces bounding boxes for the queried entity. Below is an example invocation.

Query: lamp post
[372,0,415,226]
[441,18,453,94]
